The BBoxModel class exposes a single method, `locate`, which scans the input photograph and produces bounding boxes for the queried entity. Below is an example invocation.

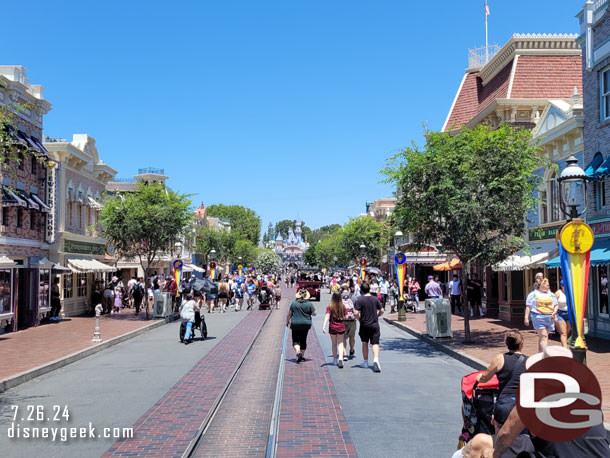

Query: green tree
[99,182,192,318]
[341,216,389,266]
[256,249,281,274]
[309,224,341,244]
[233,239,258,267]
[194,226,236,264]
[316,231,350,267]
[206,204,261,244]
[383,124,544,341]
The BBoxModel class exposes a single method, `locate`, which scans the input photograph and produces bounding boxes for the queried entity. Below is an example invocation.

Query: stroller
[457,371,499,447]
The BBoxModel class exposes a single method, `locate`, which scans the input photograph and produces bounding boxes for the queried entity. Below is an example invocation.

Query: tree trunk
[462,260,472,343]
[144,267,150,320]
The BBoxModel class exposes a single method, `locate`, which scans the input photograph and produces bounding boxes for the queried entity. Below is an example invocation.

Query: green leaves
[384,124,544,267]
[206,204,261,244]
[256,249,281,273]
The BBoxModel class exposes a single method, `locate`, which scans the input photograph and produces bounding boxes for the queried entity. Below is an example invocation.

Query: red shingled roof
[510,55,582,99]
[443,54,582,131]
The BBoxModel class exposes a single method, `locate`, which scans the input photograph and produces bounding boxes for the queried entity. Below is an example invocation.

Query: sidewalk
[384,311,610,423]
[0,311,165,389]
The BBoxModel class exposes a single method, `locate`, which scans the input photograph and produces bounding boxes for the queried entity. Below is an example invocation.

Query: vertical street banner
[173,259,183,297]
[395,253,406,300]
[558,220,594,349]
[238,264,243,277]
[359,258,367,281]
[209,261,216,281]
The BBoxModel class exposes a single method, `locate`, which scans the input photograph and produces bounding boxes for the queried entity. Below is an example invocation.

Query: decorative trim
[0,236,49,249]
[478,34,580,86]
[442,73,468,132]
[506,55,519,99]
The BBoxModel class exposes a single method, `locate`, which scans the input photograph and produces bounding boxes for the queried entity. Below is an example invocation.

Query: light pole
[557,155,591,365]
[394,231,406,322]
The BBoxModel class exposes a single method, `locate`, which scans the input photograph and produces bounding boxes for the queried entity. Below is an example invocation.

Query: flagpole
[485,0,489,64]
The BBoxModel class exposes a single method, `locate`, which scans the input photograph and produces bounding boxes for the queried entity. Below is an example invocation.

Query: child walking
[322,292,346,368]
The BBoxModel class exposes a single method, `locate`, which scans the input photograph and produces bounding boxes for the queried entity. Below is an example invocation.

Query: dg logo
[517,356,602,441]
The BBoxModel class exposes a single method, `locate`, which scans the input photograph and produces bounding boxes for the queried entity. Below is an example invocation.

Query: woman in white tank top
[554,280,571,348]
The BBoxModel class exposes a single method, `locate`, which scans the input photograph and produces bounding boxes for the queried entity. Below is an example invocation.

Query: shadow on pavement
[379,337,444,357]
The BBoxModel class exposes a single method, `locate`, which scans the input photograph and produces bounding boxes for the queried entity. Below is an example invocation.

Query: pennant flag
[485,0,490,17]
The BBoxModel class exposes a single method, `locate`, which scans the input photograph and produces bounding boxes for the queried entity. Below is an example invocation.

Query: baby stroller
[457,371,499,447]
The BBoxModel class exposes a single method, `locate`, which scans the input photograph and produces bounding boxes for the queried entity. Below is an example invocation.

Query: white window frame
[602,67,610,121]
[595,179,607,211]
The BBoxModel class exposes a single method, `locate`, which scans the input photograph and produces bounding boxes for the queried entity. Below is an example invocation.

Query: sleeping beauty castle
[274,220,310,266]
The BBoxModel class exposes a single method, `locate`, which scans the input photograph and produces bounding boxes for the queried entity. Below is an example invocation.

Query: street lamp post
[557,155,590,365]
[394,231,406,322]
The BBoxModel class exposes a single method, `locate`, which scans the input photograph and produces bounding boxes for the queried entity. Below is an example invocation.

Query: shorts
[291,325,310,350]
[344,320,357,339]
[556,309,570,323]
[530,312,555,331]
[329,329,345,335]
[493,396,516,425]
[359,325,380,345]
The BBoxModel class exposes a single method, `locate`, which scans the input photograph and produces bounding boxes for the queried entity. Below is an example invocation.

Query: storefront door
[17,269,37,330]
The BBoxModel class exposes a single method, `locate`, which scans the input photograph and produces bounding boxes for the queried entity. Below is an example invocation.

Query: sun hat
[525,345,572,370]
[295,287,311,300]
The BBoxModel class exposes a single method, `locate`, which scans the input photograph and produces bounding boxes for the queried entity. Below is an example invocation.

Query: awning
[1,186,27,207]
[594,156,610,178]
[493,242,558,271]
[185,264,205,273]
[30,193,51,212]
[52,264,72,274]
[15,190,39,210]
[87,196,103,209]
[67,258,116,273]
[546,239,610,268]
[586,153,604,177]
[404,252,448,265]
[433,258,462,271]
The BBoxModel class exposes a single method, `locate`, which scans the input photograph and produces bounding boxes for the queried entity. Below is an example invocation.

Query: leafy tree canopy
[256,249,281,274]
[206,204,261,244]
[341,216,390,265]
[274,219,311,241]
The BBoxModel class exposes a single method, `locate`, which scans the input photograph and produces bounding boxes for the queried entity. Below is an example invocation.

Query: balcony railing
[468,44,500,69]
[137,167,165,175]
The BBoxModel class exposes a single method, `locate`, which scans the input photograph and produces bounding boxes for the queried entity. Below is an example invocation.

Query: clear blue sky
[4,0,581,233]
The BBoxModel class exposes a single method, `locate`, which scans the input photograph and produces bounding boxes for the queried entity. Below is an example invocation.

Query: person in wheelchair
[179,293,199,344]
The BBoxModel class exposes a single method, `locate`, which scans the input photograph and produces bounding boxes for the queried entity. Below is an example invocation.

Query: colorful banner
[359,258,367,281]
[394,253,406,300]
[238,264,243,276]
[209,261,216,280]
[173,259,183,296]
[558,221,594,349]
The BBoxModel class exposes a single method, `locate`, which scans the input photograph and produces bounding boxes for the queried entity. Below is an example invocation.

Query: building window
[87,206,91,227]
[68,202,73,226]
[595,180,607,211]
[1,207,8,226]
[30,209,36,230]
[78,204,83,228]
[600,266,609,316]
[603,68,610,121]
[31,156,36,174]
[540,190,548,224]
[0,269,12,313]
[63,274,73,299]
[16,208,22,228]
[549,171,560,223]
[77,273,87,297]
[39,268,50,310]
[18,153,24,170]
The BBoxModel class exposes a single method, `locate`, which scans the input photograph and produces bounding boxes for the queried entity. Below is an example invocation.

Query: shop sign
[46,167,56,244]
[589,220,610,236]
[64,239,105,256]
[529,225,562,241]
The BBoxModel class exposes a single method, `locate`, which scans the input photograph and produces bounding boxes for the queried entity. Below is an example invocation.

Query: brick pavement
[192,297,288,457]
[276,312,357,458]
[102,309,270,458]
[0,313,159,380]
[386,311,610,423]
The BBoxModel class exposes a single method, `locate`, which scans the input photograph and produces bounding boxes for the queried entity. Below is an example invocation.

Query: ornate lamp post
[557,155,592,364]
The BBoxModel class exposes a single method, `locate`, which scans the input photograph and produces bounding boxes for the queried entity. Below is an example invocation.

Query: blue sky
[4,0,582,233]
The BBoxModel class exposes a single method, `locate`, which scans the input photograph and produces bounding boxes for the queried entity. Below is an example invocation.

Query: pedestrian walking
[217,279,230,312]
[233,278,244,311]
[449,274,462,315]
[50,277,61,321]
[179,293,199,344]
[467,273,484,317]
[408,276,420,309]
[533,271,544,291]
[524,278,557,352]
[424,275,442,298]
[322,292,346,368]
[554,280,571,349]
[379,276,390,310]
[369,277,380,299]
[133,278,145,314]
[112,285,124,314]
[103,281,115,314]
[274,283,282,309]
[341,286,357,359]
[246,277,257,310]
[286,286,316,363]
[389,281,398,313]
[353,282,383,372]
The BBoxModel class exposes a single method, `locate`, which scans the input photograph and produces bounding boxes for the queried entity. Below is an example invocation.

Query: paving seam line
[266,325,287,458]
[181,309,273,458]
[0,316,175,393]
[383,317,610,435]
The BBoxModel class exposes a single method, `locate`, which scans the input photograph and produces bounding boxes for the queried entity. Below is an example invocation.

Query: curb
[0,314,177,393]
[383,317,610,437]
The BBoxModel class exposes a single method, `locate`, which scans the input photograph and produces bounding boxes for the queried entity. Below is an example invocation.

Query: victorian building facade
[43,134,117,317]
[0,66,54,332]
[442,34,582,323]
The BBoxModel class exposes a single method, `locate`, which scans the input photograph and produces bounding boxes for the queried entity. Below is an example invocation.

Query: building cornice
[477,34,581,86]
[467,98,555,127]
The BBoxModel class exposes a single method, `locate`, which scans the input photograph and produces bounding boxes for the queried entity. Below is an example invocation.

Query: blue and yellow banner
[394,253,406,300]
[173,259,183,296]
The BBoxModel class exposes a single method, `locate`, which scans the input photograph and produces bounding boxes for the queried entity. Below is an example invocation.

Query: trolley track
[183,299,289,458]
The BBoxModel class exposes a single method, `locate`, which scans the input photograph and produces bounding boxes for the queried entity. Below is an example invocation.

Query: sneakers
[332,358,338,366]
[373,361,381,373]
[361,361,369,368]
[296,352,303,364]
[343,355,348,361]
[337,359,344,369]
[349,349,355,358]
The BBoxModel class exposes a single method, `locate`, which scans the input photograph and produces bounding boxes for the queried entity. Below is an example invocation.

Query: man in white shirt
[378,277,390,310]
[448,274,462,315]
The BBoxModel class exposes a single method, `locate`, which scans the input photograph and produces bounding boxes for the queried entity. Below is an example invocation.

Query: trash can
[424,298,452,338]
[153,292,172,318]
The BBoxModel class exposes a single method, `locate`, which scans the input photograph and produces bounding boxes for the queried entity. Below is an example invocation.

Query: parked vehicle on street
[297,268,322,302]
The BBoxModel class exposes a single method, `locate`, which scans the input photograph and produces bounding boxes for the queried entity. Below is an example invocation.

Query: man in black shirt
[354,282,384,372]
